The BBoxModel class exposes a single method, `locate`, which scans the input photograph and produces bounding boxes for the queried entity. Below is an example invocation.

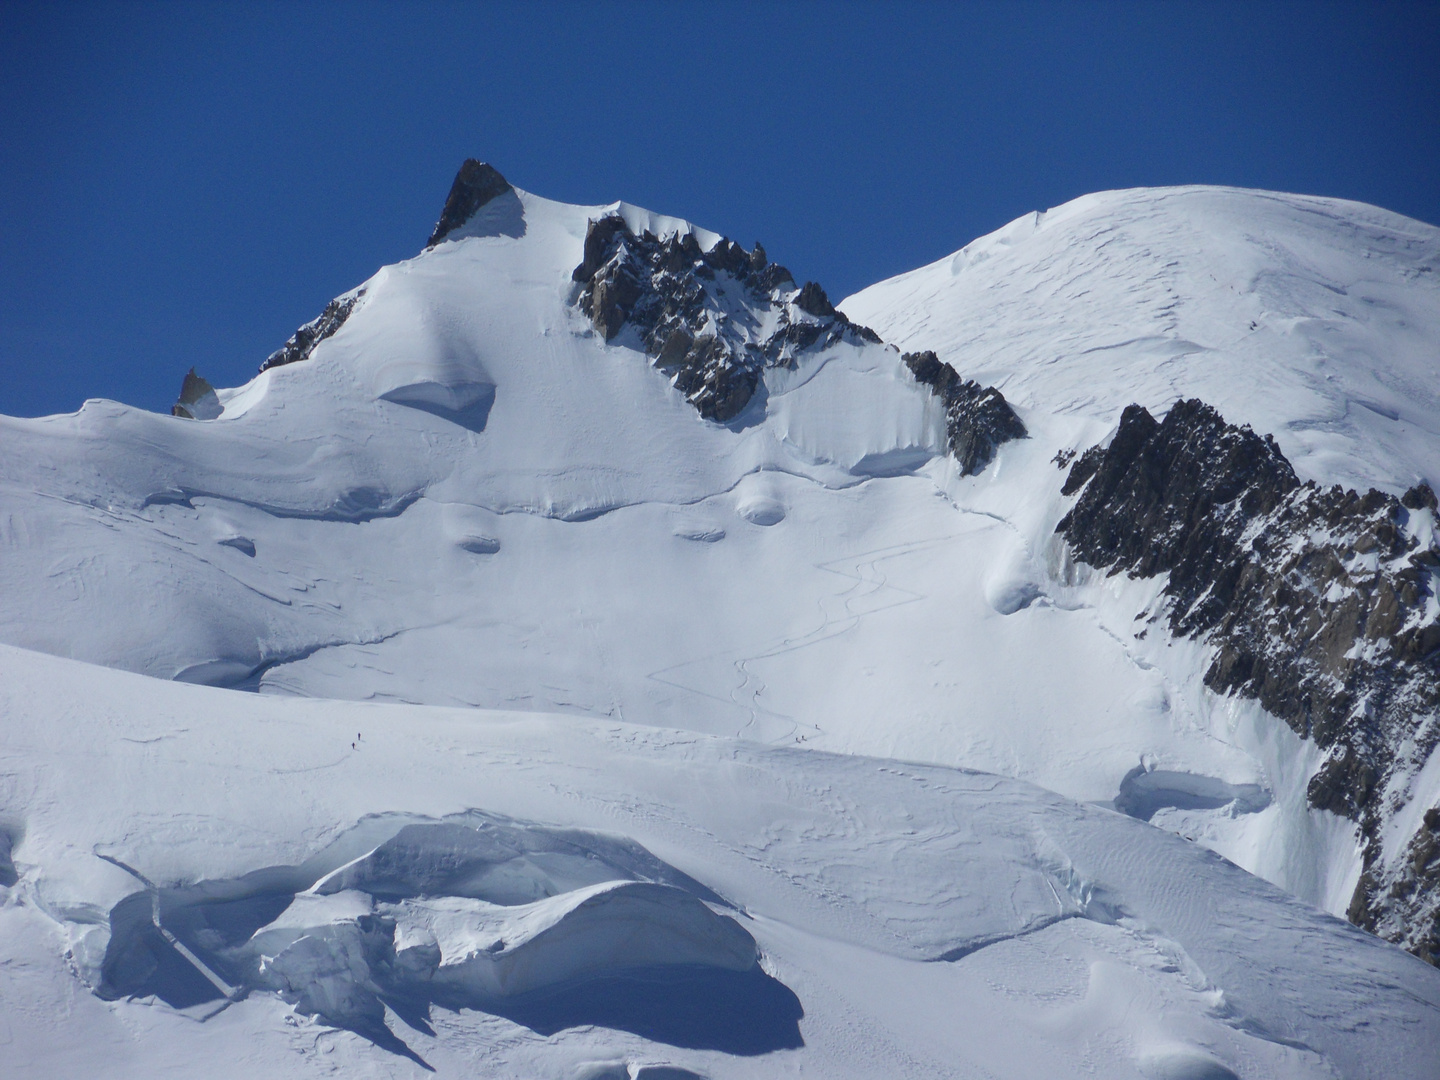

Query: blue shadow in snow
[400,963,804,1056]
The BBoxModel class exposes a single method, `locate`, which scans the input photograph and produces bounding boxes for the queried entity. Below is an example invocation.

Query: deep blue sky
[2,1,1437,418]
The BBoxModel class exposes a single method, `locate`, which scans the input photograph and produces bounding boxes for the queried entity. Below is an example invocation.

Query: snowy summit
[1,161,1438,1079]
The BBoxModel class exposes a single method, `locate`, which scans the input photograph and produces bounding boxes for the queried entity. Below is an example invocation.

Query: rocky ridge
[1056,398,1440,962]
[258,287,365,373]
[251,160,1028,453]
[570,214,881,422]
[259,160,516,377]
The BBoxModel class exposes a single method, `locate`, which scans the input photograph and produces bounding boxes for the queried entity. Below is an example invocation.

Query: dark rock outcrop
[426,160,513,247]
[1404,482,1439,512]
[571,215,880,422]
[171,368,221,420]
[0,830,15,888]
[259,289,364,373]
[794,281,836,318]
[901,351,1027,475]
[1056,398,1440,961]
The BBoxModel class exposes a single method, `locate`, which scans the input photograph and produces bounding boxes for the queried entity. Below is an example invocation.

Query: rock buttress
[901,350,1026,475]
[1057,398,1440,961]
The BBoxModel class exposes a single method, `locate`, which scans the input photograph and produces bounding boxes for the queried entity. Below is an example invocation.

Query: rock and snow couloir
[0,162,1438,1077]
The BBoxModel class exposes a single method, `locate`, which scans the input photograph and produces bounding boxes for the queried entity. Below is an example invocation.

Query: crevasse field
[1,179,1438,1079]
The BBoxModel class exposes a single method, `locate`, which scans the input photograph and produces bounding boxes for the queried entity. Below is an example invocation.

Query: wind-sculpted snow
[0,179,946,689]
[94,814,779,1065]
[1056,398,1440,960]
[842,185,1440,496]
[1114,766,1272,823]
[845,187,1440,963]
[2,646,1438,1077]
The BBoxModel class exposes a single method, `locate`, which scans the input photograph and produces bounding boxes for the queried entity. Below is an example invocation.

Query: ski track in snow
[649,531,952,740]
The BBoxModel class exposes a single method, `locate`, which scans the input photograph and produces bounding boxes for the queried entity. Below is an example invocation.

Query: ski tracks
[648,535,958,741]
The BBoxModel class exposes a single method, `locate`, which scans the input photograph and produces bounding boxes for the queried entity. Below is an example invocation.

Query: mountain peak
[426,159,512,248]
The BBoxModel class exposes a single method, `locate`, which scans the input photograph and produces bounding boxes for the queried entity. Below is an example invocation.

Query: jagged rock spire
[171,368,221,420]
[427,160,512,248]
[900,351,1027,474]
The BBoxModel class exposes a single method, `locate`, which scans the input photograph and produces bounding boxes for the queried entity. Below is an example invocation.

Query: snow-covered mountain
[1,163,1437,1078]
[842,186,1440,961]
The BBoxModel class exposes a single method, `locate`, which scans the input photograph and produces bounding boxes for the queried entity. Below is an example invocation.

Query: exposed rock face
[171,368,221,420]
[901,351,1027,475]
[426,160,513,247]
[1355,808,1440,965]
[794,281,836,318]
[0,830,15,889]
[571,215,880,422]
[1057,398,1440,961]
[259,288,365,373]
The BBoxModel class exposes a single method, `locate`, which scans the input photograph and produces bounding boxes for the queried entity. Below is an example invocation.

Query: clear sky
[2,0,1437,418]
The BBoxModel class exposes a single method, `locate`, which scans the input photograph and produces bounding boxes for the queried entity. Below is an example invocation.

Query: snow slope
[841,185,1440,496]
[2,643,1437,1079]
[841,184,1440,931]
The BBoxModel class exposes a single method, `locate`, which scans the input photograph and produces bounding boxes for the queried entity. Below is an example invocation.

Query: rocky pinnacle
[427,160,513,248]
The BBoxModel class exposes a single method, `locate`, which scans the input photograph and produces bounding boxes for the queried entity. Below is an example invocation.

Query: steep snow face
[2,644,1438,1078]
[842,186,1440,496]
